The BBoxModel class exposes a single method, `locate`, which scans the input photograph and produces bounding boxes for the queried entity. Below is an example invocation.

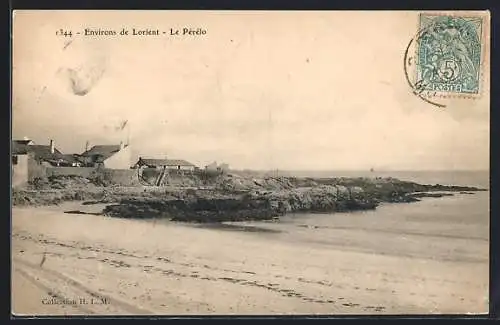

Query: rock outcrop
[13,173,486,223]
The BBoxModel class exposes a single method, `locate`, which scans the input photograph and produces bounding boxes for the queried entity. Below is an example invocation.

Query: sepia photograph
[11,10,490,316]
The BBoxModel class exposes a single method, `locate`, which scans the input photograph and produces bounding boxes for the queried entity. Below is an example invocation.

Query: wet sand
[12,198,488,315]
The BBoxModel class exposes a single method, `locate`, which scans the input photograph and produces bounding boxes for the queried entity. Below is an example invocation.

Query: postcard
[11,10,490,316]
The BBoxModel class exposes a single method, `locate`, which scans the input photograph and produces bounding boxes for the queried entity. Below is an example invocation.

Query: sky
[12,11,490,171]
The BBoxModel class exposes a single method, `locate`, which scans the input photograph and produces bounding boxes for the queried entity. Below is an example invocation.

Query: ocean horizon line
[229,169,489,173]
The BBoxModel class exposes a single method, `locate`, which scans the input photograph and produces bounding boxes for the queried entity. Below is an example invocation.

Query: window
[12,155,18,165]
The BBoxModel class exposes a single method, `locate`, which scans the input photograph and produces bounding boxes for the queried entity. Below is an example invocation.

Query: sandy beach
[12,193,489,316]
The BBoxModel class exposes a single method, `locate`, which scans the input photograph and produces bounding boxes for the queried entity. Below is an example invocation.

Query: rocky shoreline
[12,174,486,223]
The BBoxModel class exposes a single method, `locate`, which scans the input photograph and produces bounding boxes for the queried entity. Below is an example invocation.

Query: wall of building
[44,167,138,186]
[12,154,29,188]
[139,167,205,186]
[219,163,230,172]
[27,154,47,181]
[166,165,195,171]
[46,167,98,178]
[205,162,218,171]
[100,168,139,186]
[104,146,132,169]
[10,154,139,188]
[205,162,229,173]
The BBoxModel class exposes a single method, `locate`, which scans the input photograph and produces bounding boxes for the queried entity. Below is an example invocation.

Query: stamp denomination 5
[403,12,488,108]
[417,14,483,95]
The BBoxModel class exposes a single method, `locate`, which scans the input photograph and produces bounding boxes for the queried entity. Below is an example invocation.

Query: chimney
[119,141,124,150]
[85,141,90,152]
[49,140,55,154]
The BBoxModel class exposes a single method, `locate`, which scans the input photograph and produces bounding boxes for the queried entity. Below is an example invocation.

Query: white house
[81,142,132,169]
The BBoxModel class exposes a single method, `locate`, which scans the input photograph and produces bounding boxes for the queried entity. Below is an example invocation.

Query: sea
[209,170,490,263]
[285,170,490,189]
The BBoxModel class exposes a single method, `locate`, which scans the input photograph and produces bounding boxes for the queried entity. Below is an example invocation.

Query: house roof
[166,159,196,167]
[13,140,34,146]
[12,143,29,155]
[81,144,127,162]
[138,158,195,167]
[12,140,33,154]
[12,141,63,160]
[61,154,83,164]
[28,145,64,160]
[138,158,171,167]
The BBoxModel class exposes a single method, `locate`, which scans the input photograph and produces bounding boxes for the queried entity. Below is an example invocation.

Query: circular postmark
[403,15,483,109]
[404,26,446,108]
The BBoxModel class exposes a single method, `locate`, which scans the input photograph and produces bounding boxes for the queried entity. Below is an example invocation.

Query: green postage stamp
[416,14,484,95]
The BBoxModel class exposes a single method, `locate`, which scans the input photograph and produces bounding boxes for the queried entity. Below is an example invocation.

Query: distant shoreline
[12,173,486,223]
